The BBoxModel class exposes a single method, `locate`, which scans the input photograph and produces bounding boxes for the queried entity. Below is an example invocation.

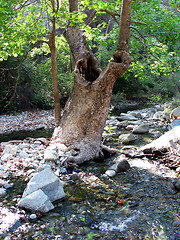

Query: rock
[126,125,136,131]
[0,187,6,196]
[4,183,14,189]
[1,153,13,161]
[168,119,180,130]
[118,133,136,144]
[22,168,65,202]
[18,143,30,150]
[152,111,164,120]
[19,151,29,159]
[170,106,180,119]
[105,169,116,177]
[29,214,37,220]
[141,125,180,152]
[174,179,180,191]
[117,113,137,121]
[110,159,130,173]
[132,124,149,134]
[18,189,54,213]
[129,112,142,119]
[0,179,7,187]
[2,144,18,156]
[44,149,59,161]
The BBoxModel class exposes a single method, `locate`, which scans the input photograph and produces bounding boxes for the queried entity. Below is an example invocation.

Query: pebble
[0,187,6,196]
[29,214,37,220]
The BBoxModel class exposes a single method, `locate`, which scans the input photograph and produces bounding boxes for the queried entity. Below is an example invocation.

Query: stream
[0,104,179,240]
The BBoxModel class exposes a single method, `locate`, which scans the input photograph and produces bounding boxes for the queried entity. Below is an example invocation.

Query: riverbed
[0,105,179,240]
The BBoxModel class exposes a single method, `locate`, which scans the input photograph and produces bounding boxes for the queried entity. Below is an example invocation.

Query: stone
[1,153,13,162]
[118,133,136,144]
[132,124,149,134]
[18,143,30,150]
[152,111,164,120]
[170,106,180,119]
[0,187,6,196]
[44,149,59,161]
[19,151,29,159]
[168,119,180,130]
[117,113,137,121]
[2,144,18,156]
[105,169,116,177]
[126,125,136,131]
[141,125,180,152]
[22,168,65,202]
[174,179,180,191]
[18,189,54,213]
[29,214,37,220]
[110,159,130,173]
[129,112,142,119]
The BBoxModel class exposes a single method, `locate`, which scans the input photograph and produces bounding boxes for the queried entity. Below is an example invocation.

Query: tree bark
[52,0,132,167]
[48,16,61,126]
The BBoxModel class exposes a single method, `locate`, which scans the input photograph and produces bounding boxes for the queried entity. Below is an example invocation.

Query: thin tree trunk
[48,16,61,126]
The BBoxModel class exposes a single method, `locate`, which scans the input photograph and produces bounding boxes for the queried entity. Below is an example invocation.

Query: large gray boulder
[18,168,65,213]
[18,189,54,213]
[141,125,180,152]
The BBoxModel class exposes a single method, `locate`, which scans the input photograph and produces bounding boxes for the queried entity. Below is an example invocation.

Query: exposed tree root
[61,144,121,168]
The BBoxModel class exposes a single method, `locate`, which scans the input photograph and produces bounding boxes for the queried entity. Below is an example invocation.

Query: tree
[0,0,61,124]
[52,0,132,167]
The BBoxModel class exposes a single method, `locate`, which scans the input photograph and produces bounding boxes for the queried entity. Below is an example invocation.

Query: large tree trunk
[52,0,132,167]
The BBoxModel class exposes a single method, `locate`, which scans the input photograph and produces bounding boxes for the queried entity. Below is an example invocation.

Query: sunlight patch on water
[94,215,137,232]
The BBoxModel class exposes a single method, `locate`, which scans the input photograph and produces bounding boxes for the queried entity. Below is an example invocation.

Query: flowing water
[0,104,179,240]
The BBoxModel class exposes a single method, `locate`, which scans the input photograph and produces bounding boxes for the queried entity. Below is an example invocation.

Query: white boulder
[132,124,149,134]
[119,133,136,144]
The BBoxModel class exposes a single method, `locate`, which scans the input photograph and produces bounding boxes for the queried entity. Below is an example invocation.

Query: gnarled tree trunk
[52,0,132,167]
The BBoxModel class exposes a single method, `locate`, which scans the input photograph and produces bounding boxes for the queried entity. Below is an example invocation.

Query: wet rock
[132,124,149,134]
[29,214,37,220]
[110,159,130,173]
[0,179,7,187]
[118,133,136,144]
[117,113,137,121]
[152,111,164,120]
[105,169,116,177]
[170,106,180,119]
[4,183,14,189]
[129,112,142,119]
[126,125,136,131]
[18,189,54,213]
[0,187,6,196]
[174,179,180,191]
[168,119,180,130]
[22,168,65,202]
